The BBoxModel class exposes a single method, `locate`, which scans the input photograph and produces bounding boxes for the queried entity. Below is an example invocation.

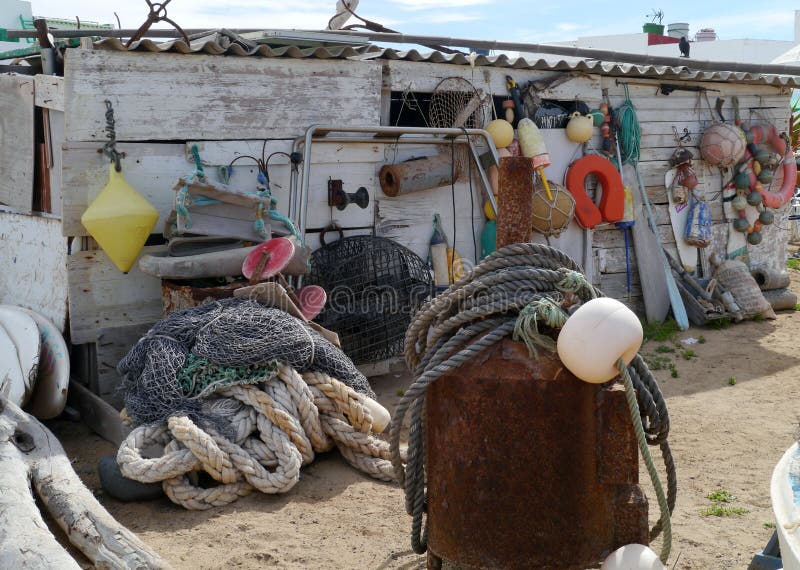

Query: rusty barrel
[425,339,648,570]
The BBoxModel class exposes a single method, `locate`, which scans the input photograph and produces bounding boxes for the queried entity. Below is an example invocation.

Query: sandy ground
[50,272,800,570]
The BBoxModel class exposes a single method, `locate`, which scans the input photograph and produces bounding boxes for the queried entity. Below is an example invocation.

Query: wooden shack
[1,36,796,407]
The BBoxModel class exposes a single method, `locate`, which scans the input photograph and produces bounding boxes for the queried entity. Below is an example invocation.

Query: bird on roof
[679,37,690,58]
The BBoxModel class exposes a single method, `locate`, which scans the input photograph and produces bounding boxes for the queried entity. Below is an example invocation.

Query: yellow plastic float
[81,165,159,273]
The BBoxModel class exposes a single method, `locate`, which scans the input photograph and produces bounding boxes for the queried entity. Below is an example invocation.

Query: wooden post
[496,156,535,248]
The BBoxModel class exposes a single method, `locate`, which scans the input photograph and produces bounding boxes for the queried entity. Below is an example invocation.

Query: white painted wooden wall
[0,44,792,405]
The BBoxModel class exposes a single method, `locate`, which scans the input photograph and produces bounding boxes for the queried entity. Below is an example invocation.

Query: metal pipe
[2,28,268,39]
[316,30,800,77]
[291,125,500,240]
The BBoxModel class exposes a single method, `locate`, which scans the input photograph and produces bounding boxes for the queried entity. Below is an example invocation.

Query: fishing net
[429,76,489,173]
[307,236,432,364]
[118,298,373,433]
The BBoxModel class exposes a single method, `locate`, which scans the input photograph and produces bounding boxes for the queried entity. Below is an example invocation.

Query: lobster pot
[425,340,648,569]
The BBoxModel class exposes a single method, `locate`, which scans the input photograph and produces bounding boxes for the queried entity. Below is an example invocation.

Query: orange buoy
[565,155,625,229]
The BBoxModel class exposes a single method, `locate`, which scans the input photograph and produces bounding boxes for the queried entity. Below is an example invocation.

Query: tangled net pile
[390,243,677,559]
[115,298,395,510]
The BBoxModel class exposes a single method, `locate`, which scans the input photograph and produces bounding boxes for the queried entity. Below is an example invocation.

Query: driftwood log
[0,397,170,569]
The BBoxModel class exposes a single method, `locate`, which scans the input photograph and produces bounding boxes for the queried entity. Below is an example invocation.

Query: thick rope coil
[117,364,394,510]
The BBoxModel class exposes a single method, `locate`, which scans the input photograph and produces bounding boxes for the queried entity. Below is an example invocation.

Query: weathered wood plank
[47,110,65,218]
[62,141,386,236]
[0,212,68,331]
[599,271,643,299]
[385,60,602,99]
[64,50,382,141]
[67,246,165,344]
[96,324,151,406]
[601,77,789,98]
[0,74,35,212]
[61,142,189,236]
[33,74,64,111]
[67,380,130,443]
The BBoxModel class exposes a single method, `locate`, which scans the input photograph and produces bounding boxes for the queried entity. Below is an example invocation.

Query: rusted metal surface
[161,280,245,317]
[425,339,647,569]
[496,156,534,247]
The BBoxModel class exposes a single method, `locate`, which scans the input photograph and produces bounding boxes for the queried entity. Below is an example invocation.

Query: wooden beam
[64,49,382,141]
[67,247,165,344]
[0,74,35,212]
[0,212,68,331]
[33,74,64,111]
[66,380,130,446]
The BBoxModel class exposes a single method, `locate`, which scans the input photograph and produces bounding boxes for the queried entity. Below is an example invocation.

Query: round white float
[601,544,664,570]
[557,297,643,384]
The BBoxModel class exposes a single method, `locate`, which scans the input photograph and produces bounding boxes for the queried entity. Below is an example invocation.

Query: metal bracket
[328,179,369,210]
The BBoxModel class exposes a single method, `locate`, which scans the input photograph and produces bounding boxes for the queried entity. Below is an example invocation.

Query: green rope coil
[615,84,641,166]
[618,357,672,563]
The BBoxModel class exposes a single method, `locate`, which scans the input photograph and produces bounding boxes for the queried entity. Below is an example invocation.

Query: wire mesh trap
[307,236,433,364]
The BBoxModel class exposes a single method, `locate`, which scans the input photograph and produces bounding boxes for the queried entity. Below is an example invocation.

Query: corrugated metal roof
[93,37,800,88]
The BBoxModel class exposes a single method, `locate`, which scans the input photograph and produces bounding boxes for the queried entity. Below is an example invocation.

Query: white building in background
[0,0,33,53]
[542,11,800,65]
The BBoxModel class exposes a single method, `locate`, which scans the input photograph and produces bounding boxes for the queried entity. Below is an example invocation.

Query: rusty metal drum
[425,339,648,569]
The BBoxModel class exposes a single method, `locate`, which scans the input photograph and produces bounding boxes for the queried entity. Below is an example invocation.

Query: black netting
[307,236,433,364]
[118,298,373,431]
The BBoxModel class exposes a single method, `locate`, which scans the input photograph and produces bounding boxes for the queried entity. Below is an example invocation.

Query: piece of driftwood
[379,152,461,197]
[173,177,272,208]
[0,398,169,569]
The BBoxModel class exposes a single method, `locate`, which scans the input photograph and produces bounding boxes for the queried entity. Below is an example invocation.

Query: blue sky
[29,1,798,44]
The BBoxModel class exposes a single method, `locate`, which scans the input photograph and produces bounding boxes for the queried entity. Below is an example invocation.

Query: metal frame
[289,125,500,240]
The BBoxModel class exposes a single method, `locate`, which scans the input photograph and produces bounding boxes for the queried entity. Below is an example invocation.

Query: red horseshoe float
[746,125,796,210]
[565,155,625,229]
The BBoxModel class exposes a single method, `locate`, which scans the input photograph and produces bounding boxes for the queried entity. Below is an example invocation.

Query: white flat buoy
[14,307,70,419]
[665,168,698,273]
[0,306,41,405]
[0,324,26,406]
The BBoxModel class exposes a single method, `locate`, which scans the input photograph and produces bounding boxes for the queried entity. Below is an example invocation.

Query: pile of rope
[389,243,676,561]
[116,299,395,510]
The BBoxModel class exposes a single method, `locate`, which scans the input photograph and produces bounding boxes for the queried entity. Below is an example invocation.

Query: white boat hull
[772,442,800,569]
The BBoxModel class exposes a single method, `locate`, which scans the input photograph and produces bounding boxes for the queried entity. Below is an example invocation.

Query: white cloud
[557,22,589,32]
[389,0,491,9]
[424,12,480,24]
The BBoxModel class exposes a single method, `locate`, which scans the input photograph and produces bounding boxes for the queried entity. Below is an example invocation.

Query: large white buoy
[601,544,665,570]
[557,298,643,384]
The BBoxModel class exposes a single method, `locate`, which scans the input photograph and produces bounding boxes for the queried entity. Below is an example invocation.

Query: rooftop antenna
[647,9,664,25]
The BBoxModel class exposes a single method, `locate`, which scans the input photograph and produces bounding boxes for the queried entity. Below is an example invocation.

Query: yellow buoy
[81,165,159,273]
[485,119,514,149]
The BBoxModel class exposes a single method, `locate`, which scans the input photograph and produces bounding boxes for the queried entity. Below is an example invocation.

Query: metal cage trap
[307,236,433,364]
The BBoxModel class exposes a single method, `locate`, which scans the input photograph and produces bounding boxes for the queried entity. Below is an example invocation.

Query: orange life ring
[747,125,795,210]
[565,155,625,229]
